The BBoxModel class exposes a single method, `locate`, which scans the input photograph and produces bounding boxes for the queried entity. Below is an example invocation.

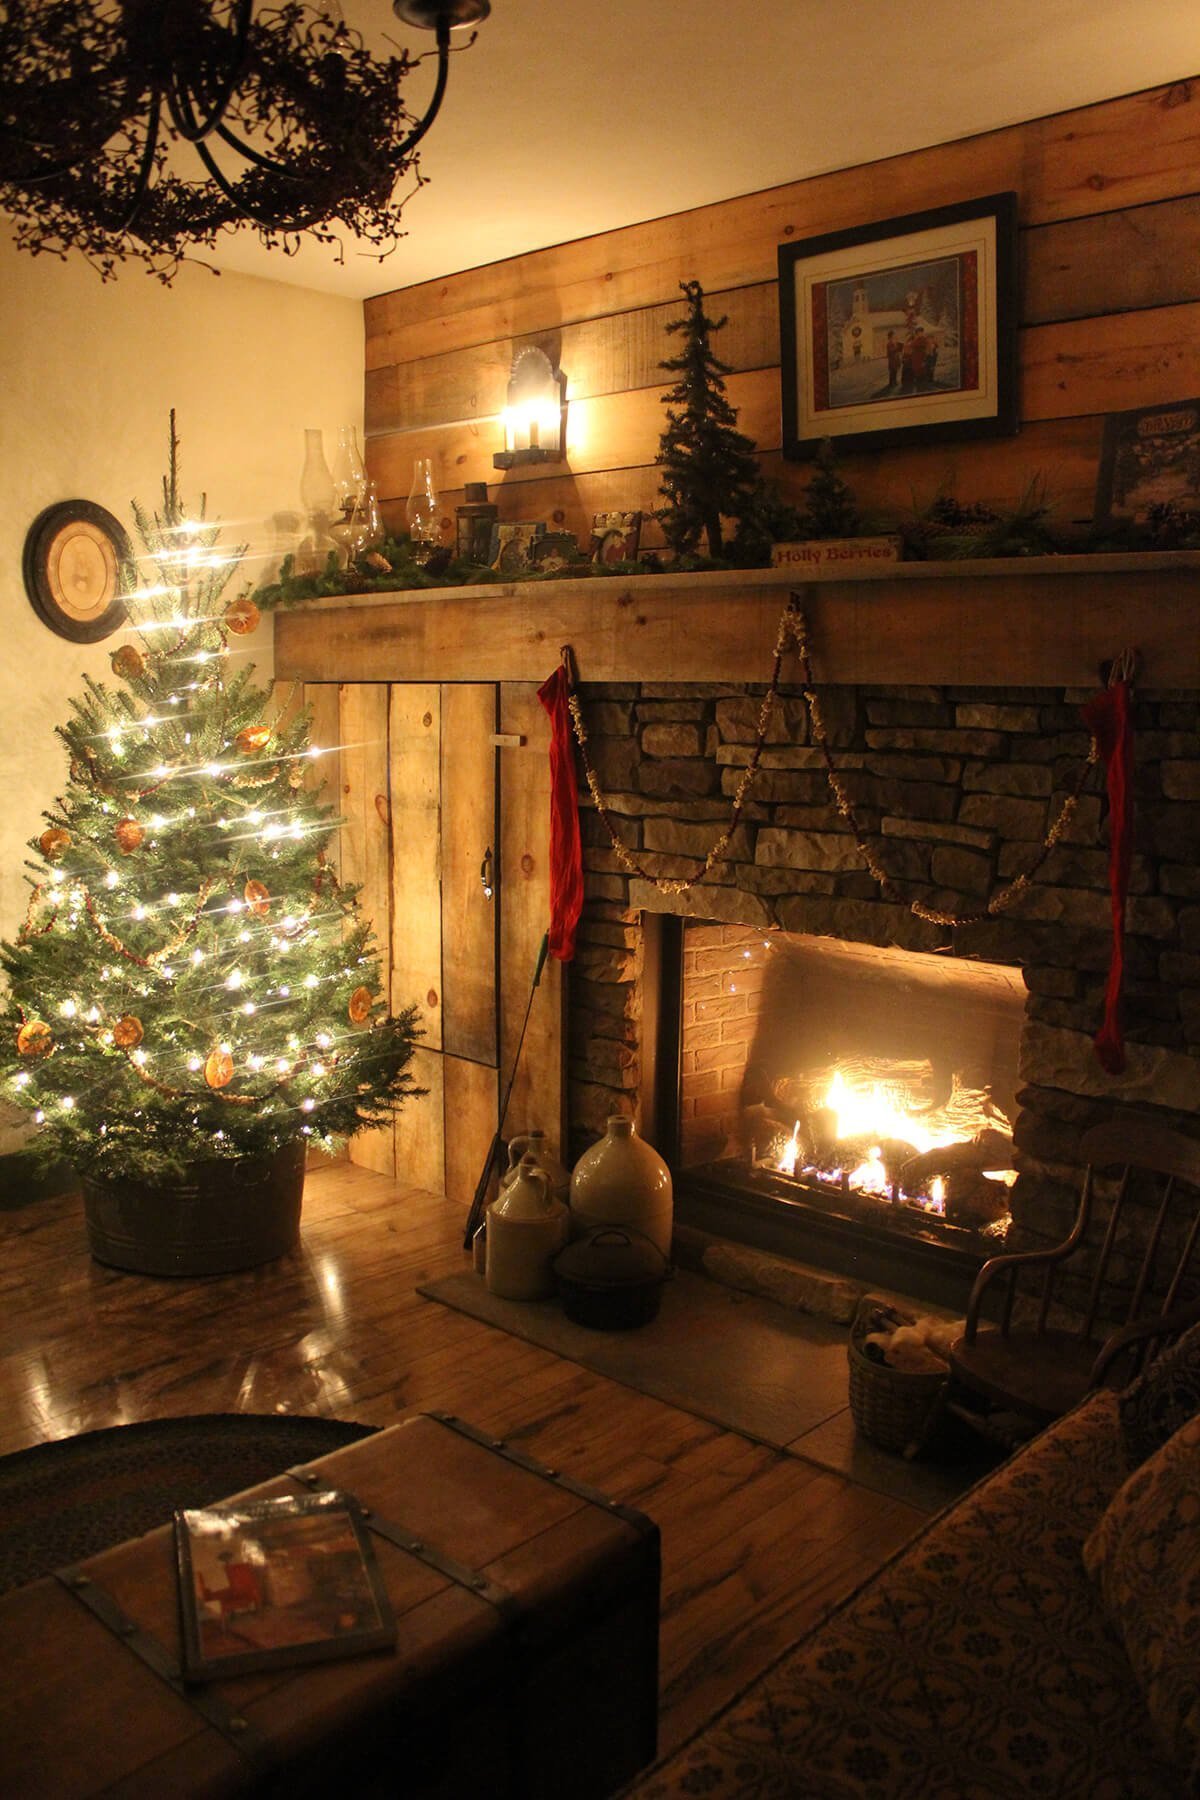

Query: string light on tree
[0,413,424,1184]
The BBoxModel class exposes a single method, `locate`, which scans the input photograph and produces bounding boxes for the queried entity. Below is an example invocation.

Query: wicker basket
[847,1295,949,1459]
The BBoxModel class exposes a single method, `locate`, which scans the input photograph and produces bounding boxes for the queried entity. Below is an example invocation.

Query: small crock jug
[503,1129,570,1204]
[483,1154,568,1301]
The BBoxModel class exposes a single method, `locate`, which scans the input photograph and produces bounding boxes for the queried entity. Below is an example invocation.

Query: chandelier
[0,0,489,282]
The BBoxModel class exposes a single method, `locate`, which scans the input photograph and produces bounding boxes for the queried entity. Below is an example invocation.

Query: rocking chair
[947,1117,1200,1428]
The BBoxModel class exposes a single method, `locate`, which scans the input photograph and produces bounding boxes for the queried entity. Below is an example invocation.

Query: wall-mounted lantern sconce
[494,347,566,469]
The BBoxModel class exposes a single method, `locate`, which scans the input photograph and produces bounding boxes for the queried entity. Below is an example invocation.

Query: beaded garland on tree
[0,415,423,1181]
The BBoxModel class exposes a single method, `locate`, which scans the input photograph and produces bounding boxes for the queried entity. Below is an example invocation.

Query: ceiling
[94,2,1200,300]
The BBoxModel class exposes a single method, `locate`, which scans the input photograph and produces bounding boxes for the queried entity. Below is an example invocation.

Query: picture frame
[22,498,135,642]
[488,519,546,575]
[174,1488,396,1682]
[590,510,643,565]
[1094,398,1200,528]
[528,530,584,573]
[779,193,1019,460]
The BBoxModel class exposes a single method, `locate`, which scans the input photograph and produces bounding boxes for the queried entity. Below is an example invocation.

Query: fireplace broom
[462,930,550,1249]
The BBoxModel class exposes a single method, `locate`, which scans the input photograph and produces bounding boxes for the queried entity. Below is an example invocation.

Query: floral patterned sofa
[628,1373,1200,1799]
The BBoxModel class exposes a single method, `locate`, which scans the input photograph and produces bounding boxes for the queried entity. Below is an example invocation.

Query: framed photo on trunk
[779,192,1019,459]
[175,1489,395,1681]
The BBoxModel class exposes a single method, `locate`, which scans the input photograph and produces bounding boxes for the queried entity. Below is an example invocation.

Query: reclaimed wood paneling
[301,683,340,804]
[1021,194,1200,324]
[497,683,565,1159]
[336,683,395,1177]
[365,286,781,437]
[364,80,1200,365]
[367,303,1200,511]
[365,196,1200,441]
[443,1051,498,1210]
[365,78,1200,544]
[439,683,499,1069]
[395,1043,446,1195]
[387,684,442,1044]
[1021,299,1200,421]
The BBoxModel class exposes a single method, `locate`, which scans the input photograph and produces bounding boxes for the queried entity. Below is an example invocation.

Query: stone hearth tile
[788,1408,997,1513]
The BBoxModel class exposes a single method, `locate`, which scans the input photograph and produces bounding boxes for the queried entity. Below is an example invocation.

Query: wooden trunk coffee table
[0,1411,660,1798]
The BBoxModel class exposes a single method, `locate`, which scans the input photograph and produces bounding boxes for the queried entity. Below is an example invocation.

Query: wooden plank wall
[364,78,1200,547]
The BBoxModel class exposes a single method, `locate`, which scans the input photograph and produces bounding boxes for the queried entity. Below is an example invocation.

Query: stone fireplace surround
[271,556,1200,1304]
[567,673,1200,1301]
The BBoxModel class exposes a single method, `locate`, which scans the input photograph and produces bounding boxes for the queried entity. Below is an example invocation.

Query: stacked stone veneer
[568,679,1200,1294]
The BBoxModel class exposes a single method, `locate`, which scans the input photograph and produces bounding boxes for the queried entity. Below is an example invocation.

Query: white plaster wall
[0,240,363,945]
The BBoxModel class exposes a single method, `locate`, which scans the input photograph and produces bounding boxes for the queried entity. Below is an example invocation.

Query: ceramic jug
[503,1129,570,1203]
[568,1115,673,1259]
[484,1154,568,1301]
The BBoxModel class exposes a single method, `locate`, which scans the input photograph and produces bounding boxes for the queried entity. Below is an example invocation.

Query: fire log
[943,1171,1013,1229]
[899,1127,1014,1189]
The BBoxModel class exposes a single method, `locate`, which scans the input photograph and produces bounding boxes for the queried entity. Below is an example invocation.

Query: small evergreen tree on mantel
[654,280,759,559]
[0,416,423,1185]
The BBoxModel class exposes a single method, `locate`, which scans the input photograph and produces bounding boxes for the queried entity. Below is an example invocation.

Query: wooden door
[326,678,563,1212]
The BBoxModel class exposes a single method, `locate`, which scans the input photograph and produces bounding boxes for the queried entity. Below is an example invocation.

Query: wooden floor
[0,1160,925,1758]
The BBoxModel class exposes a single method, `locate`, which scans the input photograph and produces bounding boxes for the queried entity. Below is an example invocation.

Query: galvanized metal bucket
[81,1139,306,1276]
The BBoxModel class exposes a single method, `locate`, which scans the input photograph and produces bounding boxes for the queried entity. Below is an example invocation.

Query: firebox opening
[676,923,1026,1259]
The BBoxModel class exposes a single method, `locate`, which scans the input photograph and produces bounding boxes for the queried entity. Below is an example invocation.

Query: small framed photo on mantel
[1094,398,1200,529]
[779,192,1019,460]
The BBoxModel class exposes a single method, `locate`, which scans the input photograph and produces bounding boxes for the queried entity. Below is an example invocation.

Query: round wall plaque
[23,500,134,643]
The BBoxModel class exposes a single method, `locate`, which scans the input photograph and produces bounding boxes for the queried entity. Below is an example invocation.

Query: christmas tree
[0,417,422,1183]
[654,280,759,559]
[800,438,860,538]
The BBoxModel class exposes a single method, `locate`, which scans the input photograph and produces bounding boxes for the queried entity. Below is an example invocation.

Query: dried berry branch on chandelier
[0,0,488,282]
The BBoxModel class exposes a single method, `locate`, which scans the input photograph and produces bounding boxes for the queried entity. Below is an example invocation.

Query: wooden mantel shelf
[272,552,1200,689]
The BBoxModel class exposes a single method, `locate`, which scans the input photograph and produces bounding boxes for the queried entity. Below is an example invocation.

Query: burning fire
[824,1067,969,1158]
[764,1060,1014,1224]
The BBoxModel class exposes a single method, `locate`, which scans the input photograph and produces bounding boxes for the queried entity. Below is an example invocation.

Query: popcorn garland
[564,591,1104,928]
[790,602,1101,928]
[565,602,800,895]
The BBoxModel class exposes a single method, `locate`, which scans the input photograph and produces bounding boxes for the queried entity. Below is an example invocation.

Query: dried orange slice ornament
[204,1048,234,1089]
[110,644,146,681]
[16,1020,52,1058]
[348,986,374,1025]
[112,1015,144,1049]
[224,594,261,636]
[38,828,70,860]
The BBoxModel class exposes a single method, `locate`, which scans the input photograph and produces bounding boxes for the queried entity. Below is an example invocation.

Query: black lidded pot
[552,1227,670,1330]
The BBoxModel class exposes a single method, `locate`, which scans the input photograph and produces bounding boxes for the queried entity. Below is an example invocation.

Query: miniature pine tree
[801,438,860,538]
[0,415,422,1182]
[654,280,759,558]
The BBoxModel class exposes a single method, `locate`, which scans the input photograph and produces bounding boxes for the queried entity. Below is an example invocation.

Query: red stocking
[1080,679,1133,1073]
[537,665,584,962]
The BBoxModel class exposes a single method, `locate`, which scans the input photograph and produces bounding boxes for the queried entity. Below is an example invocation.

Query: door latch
[480,846,494,901]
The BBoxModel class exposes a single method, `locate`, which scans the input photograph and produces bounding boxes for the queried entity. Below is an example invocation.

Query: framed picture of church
[778,192,1019,459]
